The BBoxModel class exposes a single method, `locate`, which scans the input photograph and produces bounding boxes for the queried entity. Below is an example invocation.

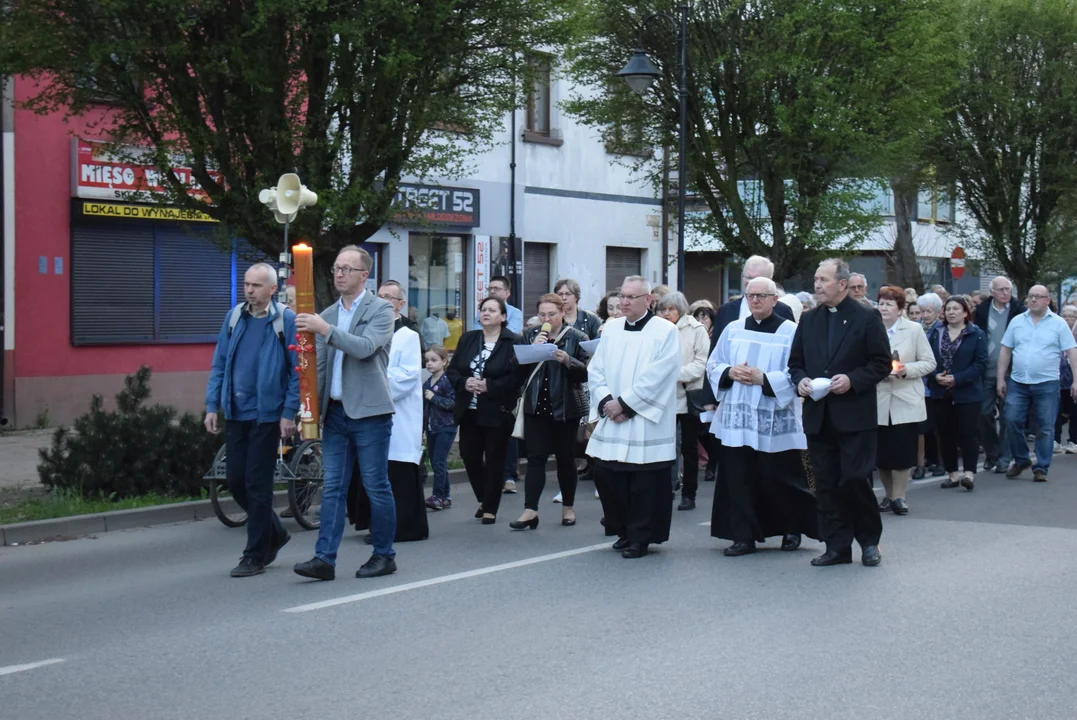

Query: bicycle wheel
[288,439,323,530]
[207,445,248,528]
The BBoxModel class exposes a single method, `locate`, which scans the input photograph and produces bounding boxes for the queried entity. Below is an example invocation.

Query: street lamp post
[618,5,690,292]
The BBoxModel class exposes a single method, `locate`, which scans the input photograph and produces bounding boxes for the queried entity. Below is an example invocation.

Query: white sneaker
[1054,442,1063,455]
[1065,442,1077,454]
[502,480,517,494]
[552,492,563,504]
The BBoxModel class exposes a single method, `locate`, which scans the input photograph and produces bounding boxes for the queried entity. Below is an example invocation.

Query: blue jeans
[316,404,395,562]
[1004,380,1060,474]
[504,438,519,481]
[427,428,456,499]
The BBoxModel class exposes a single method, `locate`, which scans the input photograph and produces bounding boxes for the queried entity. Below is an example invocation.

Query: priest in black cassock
[788,259,891,567]
[705,277,819,556]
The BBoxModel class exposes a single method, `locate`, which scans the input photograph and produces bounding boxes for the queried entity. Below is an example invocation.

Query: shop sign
[78,201,218,223]
[392,182,480,226]
[72,138,222,201]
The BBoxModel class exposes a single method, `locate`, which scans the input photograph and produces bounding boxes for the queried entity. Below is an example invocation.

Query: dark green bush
[37,366,223,499]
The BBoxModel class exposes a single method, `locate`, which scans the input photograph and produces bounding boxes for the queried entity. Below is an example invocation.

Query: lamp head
[617,48,660,96]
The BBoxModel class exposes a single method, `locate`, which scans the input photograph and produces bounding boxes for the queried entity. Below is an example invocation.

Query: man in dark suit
[788,258,892,567]
[972,276,1024,473]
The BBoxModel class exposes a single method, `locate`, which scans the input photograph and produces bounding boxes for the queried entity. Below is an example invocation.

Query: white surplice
[706,317,806,452]
[386,325,423,465]
[586,315,682,464]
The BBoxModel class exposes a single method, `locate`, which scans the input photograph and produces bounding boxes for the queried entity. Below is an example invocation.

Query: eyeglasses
[555,292,574,298]
[1027,294,1050,300]
[377,294,403,302]
[745,293,775,301]
[617,293,648,301]
[331,265,363,276]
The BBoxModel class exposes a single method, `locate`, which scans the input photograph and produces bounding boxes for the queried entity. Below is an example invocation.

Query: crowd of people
[205,245,1077,579]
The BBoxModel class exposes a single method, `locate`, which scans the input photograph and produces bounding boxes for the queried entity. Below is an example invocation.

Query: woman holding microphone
[510,293,591,530]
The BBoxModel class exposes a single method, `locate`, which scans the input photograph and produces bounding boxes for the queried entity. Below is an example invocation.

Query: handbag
[686,385,717,417]
[512,326,570,440]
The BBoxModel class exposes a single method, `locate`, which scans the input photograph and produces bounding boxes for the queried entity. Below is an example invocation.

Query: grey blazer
[317,292,396,421]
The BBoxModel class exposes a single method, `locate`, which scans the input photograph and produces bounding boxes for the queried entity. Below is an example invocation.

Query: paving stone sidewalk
[0,430,53,490]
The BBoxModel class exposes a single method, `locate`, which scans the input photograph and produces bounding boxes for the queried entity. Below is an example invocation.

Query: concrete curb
[0,465,528,546]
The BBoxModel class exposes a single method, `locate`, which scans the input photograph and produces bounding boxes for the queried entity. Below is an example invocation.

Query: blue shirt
[506,304,523,334]
[1001,310,1077,384]
[330,291,365,400]
[231,314,270,420]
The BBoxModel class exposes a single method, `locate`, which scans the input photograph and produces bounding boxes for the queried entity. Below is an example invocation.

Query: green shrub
[37,367,222,499]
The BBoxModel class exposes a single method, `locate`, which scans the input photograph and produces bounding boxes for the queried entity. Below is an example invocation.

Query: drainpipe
[0,76,10,427]
[508,64,519,296]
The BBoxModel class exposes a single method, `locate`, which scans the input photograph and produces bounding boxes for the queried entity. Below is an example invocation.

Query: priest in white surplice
[706,277,818,557]
[586,276,682,559]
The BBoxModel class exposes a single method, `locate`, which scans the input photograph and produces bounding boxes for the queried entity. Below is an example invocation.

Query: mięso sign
[391,183,480,227]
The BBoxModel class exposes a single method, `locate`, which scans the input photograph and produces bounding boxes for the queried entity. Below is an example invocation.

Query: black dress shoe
[356,554,397,579]
[982,460,996,473]
[780,534,802,551]
[621,542,649,559]
[293,557,335,581]
[230,557,265,578]
[481,515,496,525]
[475,507,484,519]
[724,540,756,557]
[677,496,696,511]
[612,537,631,551]
[891,498,909,515]
[878,497,892,512]
[265,531,291,565]
[862,545,882,566]
[703,471,716,483]
[509,516,539,530]
[912,466,926,480]
[940,478,960,489]
[362,534,373,545]
[928,465,946,477]
[811,549,853,567]
[960,476,975,491]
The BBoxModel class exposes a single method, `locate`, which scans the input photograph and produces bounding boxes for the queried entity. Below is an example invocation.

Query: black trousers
[677,413,702,499]
[225,420,287,563]
[807,414,883,552]
[523,416,578,510]
[594,464,674,545]
[458,415,512,516]
[935,399,980,473]
[1056,392,1077,444]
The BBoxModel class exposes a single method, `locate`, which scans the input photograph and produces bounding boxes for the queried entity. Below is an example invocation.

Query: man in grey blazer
[293,245,399,580]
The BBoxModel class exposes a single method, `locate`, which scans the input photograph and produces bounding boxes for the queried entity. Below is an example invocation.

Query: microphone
[538,322,552,344]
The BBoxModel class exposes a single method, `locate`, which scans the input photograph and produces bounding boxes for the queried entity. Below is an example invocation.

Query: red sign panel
[951,245,966,280]
[72,138,222,201]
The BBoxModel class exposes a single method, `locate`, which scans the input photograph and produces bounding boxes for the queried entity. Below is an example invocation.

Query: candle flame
[293,242,311,251]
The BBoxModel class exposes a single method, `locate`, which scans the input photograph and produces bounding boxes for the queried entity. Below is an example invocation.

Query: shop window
[71,222,270,345]
[408,235,465,344]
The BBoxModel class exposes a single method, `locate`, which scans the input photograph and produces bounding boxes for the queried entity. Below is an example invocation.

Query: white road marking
[283,543,611,613]
[0,658,65,677]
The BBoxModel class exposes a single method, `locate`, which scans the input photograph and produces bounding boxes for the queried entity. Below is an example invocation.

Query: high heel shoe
[561,507,576,526]
[509,515,539,530]
[481,514,496,525]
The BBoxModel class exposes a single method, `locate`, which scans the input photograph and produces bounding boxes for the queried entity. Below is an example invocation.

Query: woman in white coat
[656,292,710,511]
[875,285,937,515]
[349,309,429,541]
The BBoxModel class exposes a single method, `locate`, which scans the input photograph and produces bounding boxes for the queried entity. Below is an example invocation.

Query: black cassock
[347,460,429,542]
[709,313,819,543]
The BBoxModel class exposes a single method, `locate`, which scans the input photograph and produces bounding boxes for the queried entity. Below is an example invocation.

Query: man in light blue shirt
[997,285,1077,481]
[488,275,524,334]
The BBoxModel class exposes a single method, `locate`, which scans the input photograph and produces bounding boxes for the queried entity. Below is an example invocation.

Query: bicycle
[204,434,324,530]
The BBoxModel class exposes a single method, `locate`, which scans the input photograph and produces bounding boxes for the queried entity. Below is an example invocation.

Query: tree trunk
[891,181,924,293]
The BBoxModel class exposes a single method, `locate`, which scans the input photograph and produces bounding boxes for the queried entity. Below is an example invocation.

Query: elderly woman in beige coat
[657,291,710,511]
[875,285,937,515]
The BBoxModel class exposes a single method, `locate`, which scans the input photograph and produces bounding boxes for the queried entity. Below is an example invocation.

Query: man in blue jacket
[205,263,299,578]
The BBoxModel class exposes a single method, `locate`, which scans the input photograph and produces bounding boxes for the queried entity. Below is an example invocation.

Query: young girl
[423,345,457,510]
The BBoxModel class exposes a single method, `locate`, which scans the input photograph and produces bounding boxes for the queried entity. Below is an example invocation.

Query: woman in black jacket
[447,296,523,524]
[509,293,590,530]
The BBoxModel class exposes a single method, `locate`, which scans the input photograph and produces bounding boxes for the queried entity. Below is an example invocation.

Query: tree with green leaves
[564,0,958,282]
[1,0,576,304]
[935,0,1077,293]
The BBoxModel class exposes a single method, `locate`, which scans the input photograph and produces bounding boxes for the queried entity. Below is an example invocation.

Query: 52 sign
[392,183,481,227]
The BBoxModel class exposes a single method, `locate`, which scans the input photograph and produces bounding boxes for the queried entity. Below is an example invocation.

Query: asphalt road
[2,459,1077,720]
